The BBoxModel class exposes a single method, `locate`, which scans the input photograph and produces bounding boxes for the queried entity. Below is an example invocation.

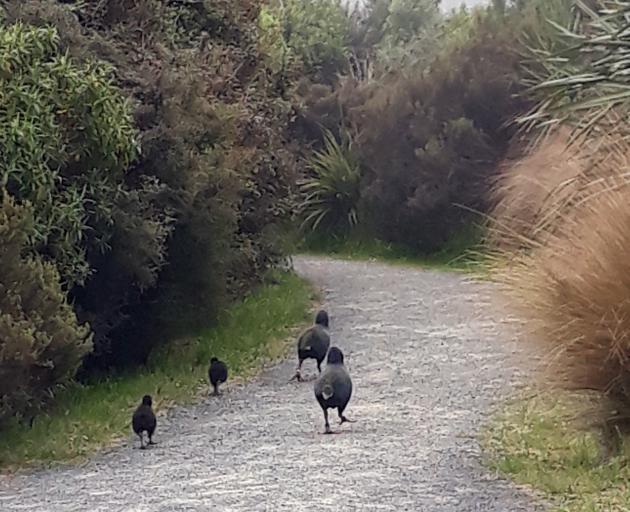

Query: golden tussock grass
[490,133,630,428]
[486,127,591,250]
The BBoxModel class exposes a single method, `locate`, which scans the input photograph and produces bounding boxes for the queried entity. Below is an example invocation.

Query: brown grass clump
[492,135,630,429]
[486,127,593,250]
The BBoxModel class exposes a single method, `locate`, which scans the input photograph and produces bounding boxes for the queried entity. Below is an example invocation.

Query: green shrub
[0,22,138,286]
[0,195,91,423]
[515,0,616,141]
[261,0,350,83]
[1,0,302,372]
[294,6,534,253]
[372,0,441,75]
[66,0,300,369]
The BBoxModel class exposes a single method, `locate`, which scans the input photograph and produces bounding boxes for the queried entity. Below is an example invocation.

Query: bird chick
[208,356,228,395]
[132,395,157,449]
[292,309,331,382]
[314,346,354,434]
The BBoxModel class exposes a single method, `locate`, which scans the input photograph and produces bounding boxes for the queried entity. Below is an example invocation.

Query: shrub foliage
[296,9,527,251]
[0,196,91,423]
[0,0,301,388]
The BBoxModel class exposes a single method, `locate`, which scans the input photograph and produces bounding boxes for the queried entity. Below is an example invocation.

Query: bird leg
[289,360,304,382]
[212,383,219,396]
[138,433,146,450]
[338,411,355,425]
[148,434,157,446]
[316,360,322,373]
[324,409,333,434]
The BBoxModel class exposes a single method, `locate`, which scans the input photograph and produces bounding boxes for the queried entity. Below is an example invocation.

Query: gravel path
[0,256,543,511]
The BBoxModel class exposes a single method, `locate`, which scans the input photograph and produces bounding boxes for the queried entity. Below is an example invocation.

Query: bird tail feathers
[322,384,334,400]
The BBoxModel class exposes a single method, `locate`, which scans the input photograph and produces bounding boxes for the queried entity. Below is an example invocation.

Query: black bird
[208,356,228,395]
[132,395,157,449]
[314,346,354,434]
[292,309,331,382]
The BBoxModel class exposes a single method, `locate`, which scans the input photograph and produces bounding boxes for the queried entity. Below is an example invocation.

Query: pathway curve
[0,256,543,511]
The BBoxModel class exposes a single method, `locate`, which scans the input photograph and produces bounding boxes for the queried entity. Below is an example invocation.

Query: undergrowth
[300,222,486,272]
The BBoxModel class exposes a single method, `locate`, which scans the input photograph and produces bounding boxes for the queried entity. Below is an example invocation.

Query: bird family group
[131,309,354,447]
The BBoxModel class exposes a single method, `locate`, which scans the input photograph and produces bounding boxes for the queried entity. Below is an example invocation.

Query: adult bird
[132,395,157,449]
[292,309,331,382]
[209,356,228,395]
[314,346,354,434]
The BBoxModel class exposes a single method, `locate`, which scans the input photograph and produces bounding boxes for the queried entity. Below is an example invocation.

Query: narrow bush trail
[0,256,543,511]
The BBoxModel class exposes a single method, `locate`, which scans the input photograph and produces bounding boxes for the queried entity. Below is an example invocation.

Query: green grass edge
[0,271,316,472]
[298,223,487,273]
[482,391,630,512]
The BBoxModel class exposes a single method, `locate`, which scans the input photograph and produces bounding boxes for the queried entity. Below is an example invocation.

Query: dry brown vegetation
[486,128,590,249]
[490,133,630,430]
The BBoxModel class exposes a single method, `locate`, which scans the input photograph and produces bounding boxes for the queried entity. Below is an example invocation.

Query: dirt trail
[0,256,543,511]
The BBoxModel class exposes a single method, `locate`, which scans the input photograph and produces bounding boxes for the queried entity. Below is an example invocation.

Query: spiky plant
[518,0,630,144]
[299,129,361,234]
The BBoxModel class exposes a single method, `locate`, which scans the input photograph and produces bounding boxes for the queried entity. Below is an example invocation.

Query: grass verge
[299,223,486,272]
[483,391,630,511]
[0,271,315,471]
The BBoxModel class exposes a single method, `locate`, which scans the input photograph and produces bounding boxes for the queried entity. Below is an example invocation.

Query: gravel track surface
[0,256,544,511]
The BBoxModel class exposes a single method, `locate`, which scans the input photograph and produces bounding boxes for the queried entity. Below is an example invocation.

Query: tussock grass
[491,173,630,426]
[0,272,315,471]
[483,133,630,508]
[486,127,591,250]
[488,133,630,424]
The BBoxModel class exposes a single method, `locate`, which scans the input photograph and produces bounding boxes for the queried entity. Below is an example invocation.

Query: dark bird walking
[291,309,330,382]
[209,356,228,395]
[132,395,157,449]
[314,346,354,434]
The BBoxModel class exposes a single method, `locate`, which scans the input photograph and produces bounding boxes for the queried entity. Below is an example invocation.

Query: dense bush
[355,37,523,251]
[298,12,526,251]
[259,0,350,84]
[0,22,139,286]
[0,0,300,376]
[0,196,91,423]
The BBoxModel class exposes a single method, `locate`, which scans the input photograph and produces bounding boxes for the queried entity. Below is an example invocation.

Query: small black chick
[132,395,157,449]
[314,346,354,434]
[292,309,330,382]
[208,356,228,395]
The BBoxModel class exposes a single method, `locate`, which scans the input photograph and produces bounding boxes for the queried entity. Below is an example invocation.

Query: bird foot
[289,371,303,383]
[339,416,355,425]
[140,445,146,450]
[148,440,157,446]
